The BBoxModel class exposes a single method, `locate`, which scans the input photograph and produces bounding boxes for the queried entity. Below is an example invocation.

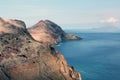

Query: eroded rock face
[0,17,26,34]
[0,18,81,80]
[28,20,81,45]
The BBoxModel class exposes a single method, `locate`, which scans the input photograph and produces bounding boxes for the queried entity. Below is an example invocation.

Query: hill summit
[28,20,81,45]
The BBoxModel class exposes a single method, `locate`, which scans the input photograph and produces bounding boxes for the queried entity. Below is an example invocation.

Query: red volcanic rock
[28,20,81,45]
[0,18,82,80]
[0,17,26,34]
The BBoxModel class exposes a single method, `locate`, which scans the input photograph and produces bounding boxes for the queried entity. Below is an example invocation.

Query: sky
[0,0,120,32]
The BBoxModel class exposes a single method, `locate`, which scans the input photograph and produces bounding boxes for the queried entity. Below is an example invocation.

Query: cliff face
[0,18,81,80]
[28,20,81,45]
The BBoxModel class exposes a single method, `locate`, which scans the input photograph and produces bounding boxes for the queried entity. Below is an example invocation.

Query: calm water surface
[55,33,120,80]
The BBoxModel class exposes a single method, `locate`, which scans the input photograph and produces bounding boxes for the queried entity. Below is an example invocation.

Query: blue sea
[55,32,120,80]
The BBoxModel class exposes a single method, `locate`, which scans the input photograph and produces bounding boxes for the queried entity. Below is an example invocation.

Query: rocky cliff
[0,18,81,80]
[28,20,81,45]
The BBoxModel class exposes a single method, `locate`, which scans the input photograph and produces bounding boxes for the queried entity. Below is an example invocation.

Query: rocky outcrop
[0,18,81,80]
[28,20,81,45]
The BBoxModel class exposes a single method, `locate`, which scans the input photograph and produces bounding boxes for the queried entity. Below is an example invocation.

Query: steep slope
[28,20,81,45]
[0,18,81,80]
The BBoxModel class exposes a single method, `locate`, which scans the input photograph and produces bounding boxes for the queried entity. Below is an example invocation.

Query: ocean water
[55,32,120,80]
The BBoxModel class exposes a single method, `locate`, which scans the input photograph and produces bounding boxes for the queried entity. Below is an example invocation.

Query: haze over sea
[0,0,120,80]
[55,31,120,80]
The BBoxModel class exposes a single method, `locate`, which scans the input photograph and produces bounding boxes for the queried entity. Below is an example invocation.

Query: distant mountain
[28,20,81,45]
[91,24,120,33]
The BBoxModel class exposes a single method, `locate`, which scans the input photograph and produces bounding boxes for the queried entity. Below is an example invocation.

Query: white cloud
[100,17,119,24]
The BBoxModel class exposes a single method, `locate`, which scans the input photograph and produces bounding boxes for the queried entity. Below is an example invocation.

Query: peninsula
[0,17,82,80]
